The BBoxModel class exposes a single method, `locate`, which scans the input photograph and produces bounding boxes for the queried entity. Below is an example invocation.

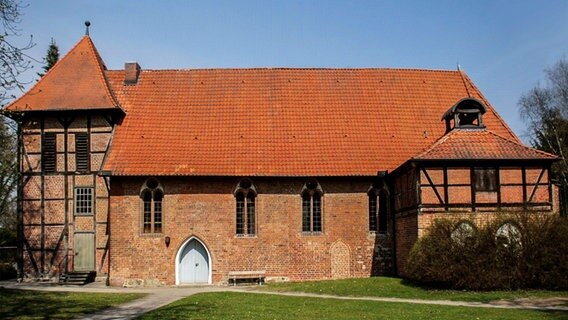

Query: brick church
[4,34,559,286]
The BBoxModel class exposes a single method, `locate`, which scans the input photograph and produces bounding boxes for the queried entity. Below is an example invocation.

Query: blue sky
[12,0,568,141]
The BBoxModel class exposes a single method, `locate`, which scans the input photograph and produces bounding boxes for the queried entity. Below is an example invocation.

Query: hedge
[406,214,568,290]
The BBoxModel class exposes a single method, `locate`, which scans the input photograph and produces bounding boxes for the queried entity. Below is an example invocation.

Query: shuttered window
[75,133,90,172]
[41,133,57,173]
[474,167,498,192]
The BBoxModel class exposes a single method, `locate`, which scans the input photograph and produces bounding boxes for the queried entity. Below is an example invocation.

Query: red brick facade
[4,35,560,286]
[108,177,393,285]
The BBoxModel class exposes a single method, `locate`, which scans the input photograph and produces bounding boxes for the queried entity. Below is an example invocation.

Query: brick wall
[394,212,418,276]
[108,176,393,286]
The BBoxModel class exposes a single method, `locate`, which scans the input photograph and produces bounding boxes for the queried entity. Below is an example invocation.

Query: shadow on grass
[141,292,568,320]
[138,302,215,319]
[399,277,454,290]
[0,288,143,319]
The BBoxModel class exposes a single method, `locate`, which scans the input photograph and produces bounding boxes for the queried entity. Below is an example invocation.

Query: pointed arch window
[451,221,476,246]
[141,178,163,234]
[235,179,256,236]
[496,222,522,248]
[302,180,323,233]
[368,186,388,234]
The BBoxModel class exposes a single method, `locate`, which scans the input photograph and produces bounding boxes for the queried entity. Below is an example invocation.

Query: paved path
[1,280,567,319]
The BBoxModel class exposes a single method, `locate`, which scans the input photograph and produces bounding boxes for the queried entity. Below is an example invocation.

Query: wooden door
[179,239,209,283]
[74,233,95,271]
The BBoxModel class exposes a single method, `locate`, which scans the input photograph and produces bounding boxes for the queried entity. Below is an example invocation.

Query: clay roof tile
[413,129,557,161]
[101,68,533,176]
[4,36,120,112]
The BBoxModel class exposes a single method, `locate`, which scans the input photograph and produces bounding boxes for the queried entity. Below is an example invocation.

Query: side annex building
[4,35,559,286]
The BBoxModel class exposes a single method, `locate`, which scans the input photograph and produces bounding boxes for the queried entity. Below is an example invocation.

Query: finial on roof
[85,21,91,36]
[457,62,461,71]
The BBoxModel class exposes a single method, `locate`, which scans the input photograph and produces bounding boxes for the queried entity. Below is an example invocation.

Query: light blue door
[179,239,209,283]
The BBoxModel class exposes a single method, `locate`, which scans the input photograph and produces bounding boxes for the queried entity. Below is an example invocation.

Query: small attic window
[442,98,487,132]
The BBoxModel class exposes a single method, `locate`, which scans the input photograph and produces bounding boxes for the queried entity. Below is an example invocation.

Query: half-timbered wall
[392,163,557,276]
[418,165,554,213]
[20,114,113,278]
[393,167,418,215]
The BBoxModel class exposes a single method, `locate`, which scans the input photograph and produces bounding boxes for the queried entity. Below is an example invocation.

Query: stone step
[59,271,96,285]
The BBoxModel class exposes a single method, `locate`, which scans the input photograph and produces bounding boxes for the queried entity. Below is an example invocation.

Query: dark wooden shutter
[42,133,57,173]
[75,133,90,172]
[474,167,498,192]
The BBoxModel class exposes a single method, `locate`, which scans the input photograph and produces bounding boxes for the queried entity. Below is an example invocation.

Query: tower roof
[4,36,120,112]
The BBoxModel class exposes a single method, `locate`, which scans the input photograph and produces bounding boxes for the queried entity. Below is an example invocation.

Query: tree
[36,38,59,78]
[0,0,34,104]
[0,117,16,246]
[519,58,568,215]
[0,0,32,245]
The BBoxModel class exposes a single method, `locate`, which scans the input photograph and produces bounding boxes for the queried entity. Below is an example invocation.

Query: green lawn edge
[258,277,568,303]
[140,292,568,320]
[0,288,145,319]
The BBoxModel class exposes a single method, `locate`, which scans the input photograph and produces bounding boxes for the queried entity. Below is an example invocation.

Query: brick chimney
[124,62,141,84]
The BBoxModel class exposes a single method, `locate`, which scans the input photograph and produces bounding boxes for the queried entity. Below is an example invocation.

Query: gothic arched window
[140,178,163,234]
[235,179,257,236]
[368,186,389,234]
[302,180,323,233]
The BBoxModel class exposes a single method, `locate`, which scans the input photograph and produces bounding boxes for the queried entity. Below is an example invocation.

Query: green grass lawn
[139,292,567,320]
[0,288,144,319]
[260,277,568,303]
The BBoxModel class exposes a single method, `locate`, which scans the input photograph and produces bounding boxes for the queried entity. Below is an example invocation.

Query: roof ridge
[411,129,459,159]
[485,129,558,158]
[4,35,122,112]
[83,36,120,109]
[3,36,90,111]
[106,67,465,73]
[459,72,519,142]
[412,128,558,161]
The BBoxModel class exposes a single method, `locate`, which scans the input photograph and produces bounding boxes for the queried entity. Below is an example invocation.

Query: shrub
[0,263,16,280]
[406,214,568,290]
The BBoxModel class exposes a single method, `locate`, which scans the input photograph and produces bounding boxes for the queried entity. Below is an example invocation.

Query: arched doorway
[176,237,211,284]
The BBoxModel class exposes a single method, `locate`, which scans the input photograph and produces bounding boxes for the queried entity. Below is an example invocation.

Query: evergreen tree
[37,38,59,78]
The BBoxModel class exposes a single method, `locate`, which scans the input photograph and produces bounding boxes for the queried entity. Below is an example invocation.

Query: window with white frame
[75,187,94,215]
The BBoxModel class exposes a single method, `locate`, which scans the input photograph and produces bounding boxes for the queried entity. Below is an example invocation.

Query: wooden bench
[228,270,266,286]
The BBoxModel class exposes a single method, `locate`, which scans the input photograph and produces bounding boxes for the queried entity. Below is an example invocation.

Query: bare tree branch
[519,58,568,214]
[0,0,35,104]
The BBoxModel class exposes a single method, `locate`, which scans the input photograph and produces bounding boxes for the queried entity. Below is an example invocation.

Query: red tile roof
[101,67,523,176]
[412,129,557,161]
[6,36,551,177]
[4,36,120,112]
